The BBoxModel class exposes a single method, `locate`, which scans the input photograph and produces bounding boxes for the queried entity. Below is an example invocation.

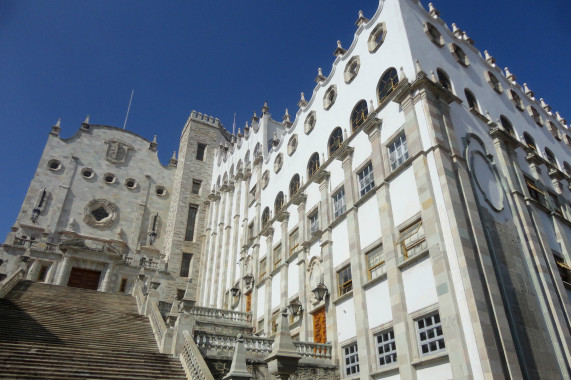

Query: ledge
[332,290,353,305]
[362,272,387,290]
[411,351,449,367]
[370,362,399,378]
[396,249,430,271]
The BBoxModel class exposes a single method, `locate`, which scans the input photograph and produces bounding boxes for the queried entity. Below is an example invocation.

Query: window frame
[366,245,385,280]
[289,229,300,256]
[308,211,319,236]
[328,127,344,157]
[397,219,427,261]
[196,143,206,161]
[357,162,375,197]
[416,313,446,357]
[337,264,353,296]
[191,179,202,195]
[342,342,360,377]
[184,204,199,241]
[388,133,409,171]
[350,100,369,133]
[377,68,399,104]
[307,153,320,179]
[333,188,346,219]
[375,329,397,367]
[180,252,193,277]
[259,257,267,281]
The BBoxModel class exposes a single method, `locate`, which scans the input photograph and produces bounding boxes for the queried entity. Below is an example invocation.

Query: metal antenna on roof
[122,89,134,130]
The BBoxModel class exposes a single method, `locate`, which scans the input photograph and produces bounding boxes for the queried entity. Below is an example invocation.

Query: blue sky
[1,0,570,240]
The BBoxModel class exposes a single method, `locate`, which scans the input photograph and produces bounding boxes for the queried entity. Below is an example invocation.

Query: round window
[81,168,95,179]
[104,173,116,184]
[47,159,62,171]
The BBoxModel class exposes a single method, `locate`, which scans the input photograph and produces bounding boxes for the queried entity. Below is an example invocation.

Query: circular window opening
[81,168,95,179]
[125,178,137,189]
[156,186,167,197]
[104,173,116,184]
[48,159,62,171]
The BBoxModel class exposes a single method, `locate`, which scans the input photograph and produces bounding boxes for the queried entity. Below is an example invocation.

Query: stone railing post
[171,312,195,356]
[144,289,160,316]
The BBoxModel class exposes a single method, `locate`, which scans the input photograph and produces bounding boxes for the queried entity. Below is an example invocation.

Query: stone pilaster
[218,184,235,307]
[55,254,71,286]
[100,262,116,292]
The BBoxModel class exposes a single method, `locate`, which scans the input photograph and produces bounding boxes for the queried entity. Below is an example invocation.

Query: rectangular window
[180,252,193,277]
[119,278,128,293]
[548,192,562,214]
[333,188,346,219]
[184,205,198,241]
[358,163,375,197]
[271,312,279,334]
[367,246,385,280]
[257,319,264,334]
[248,185,256,206]
[191,179,202,195]
[388,134,409,171]
[397,220,427,261]
[526,178,546,206]
[376,329,397,367]
[273,244,282,269]
[337,265,352,296]
[343,343,360,377]
[259,257,267,281]
[37,265,48,282]
[309,212,319,235]
[196,143,206,161]
[416,313,445,356]
[248,221,255,241]
[289,229,300,256]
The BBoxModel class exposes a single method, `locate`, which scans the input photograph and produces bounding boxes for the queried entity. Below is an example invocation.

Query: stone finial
[223,334,253,380]
[298,92,308,108]
[540,98,551,113]
[369,100,374,113]
[504,67,516,82]
[355,10,369,27]
[485,111,493,124]
[462,31,474,45]
[283,109,291,123]
[272,132,279,147]
[484,50,495,65]
[83,115,90,124]
[115,227,124,241]
[262,101,269,114]
[149,135,158,151]
[556,111,567,126]
[523,83,534,98]
[66,218,76,232]
[451,23,462,38]
[428,3,440,17]
[333,40,346,57]
[315,67,326,83]
[169,151,178,167]
[81,115,91,130]
[264,308,301,378]
[430,70,437,82]
[51,118,62,136]
[415,59,426,77]
[399,66,407,81]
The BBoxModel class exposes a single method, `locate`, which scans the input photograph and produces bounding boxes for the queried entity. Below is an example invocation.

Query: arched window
[289,174,301,198]
[262,207,271,227]
[523,133,537,152]
[253,143,261,158]
[350,100,369,132]
[437,69,452,92]
[544,148,557,167]
[244,150,250,165]
[500,116,515,137]
[464,89,479,112]
[307,153,320,178]
[274,192,285,214]
[328,127,343,156]
[377,67,399,102]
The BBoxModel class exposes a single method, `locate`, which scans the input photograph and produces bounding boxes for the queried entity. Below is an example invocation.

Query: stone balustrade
[12,237,56,251]
[188,305,252,324]
[294,341,333,360]
[149,300,167,343]
[180,331,215,380]
[0,268,25,298]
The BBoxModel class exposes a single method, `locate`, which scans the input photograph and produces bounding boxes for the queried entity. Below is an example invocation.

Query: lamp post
[243,273,254,287]
[287,299,303,316]
[312,283,328,302]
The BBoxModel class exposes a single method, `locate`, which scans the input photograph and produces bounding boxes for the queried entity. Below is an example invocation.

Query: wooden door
[67,268,101,290]
[246,292,252,312]
[313,308,327,343]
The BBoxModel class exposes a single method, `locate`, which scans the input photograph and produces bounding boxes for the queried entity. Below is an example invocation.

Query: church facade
[2,0,571,379]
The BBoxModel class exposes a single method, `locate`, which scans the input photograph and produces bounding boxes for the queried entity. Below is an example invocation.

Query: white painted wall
[416,361,453,380]
[332,220,350,267]
[288,262,299,298]
[271,271,281,310]
[309,242,321,261]
[402,257,438,314]
[257,284,265,319]
[358,196,382,249]
[335,297,357,343]
[366,279,392,329]
[390,167,421,227]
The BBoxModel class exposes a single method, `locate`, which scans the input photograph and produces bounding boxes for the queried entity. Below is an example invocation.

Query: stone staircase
[0,281,187,379]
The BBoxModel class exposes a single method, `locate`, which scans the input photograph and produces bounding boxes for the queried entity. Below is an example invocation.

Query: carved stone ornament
[83,199,119,228]
[104,140,133,164]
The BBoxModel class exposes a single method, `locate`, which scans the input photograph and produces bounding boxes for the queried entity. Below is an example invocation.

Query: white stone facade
[2,0,571,379]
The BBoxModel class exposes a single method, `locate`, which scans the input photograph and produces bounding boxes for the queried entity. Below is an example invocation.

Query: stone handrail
[0,268,25,298]
[294,341,333,360]
[149,300,167,344]
[188,305,252,324]
[133,281,145,314]
[180,331,215,380]
[194,332,273,359]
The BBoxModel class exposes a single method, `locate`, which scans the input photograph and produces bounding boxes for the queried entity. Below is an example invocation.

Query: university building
[1,0,570,379]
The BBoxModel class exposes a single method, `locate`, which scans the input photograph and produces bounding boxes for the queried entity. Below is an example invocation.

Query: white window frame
[357,163,375,197]
[342,342,360,377]
[416,313,445,356]
[375,329,397,367]
[333,188,346,219]
[388,133,409,171]
[309,212,319,235]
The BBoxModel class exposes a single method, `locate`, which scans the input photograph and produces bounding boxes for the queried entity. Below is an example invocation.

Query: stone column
[279,214,289,310]
[229,175,244,302]
[55,253,71,286]
[261,230,273,333]
[219,183,235,307]
[196,199,211,305]
[294,195,309,340]
[212,189,228,307]
[204,193,220,306]
[100,262,116,292]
